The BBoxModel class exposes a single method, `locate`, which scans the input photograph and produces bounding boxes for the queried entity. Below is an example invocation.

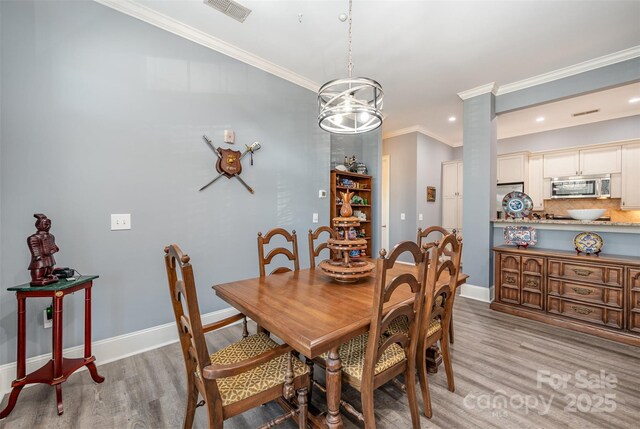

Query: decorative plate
[502,191,534,218]
[574,231,604,255]
[504,226,537,249]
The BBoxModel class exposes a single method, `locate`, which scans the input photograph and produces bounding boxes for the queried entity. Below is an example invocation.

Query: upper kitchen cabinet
[621,142,640,210]
[543,146,621,178]
[497,153,528,184]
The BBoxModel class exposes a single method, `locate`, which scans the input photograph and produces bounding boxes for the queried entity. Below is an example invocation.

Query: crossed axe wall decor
[199,135,261,194]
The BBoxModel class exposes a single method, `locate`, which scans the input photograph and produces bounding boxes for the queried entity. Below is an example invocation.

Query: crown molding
[457,82,498,100]
[496,46,640,95]
[93,0,320,92]
[382,126,455,147]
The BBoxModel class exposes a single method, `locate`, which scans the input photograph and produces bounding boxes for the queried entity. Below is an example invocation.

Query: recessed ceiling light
[448,116,456,122]
[629,97,640,104]
[536,116,545,122]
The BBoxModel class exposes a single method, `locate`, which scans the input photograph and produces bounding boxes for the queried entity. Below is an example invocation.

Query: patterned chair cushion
[386,316,442,338]
[322,332,406,381]
[199,333,308,406]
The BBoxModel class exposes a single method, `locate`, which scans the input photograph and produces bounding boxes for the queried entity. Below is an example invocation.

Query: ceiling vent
[204,0,252,23]
[572,109,600,117]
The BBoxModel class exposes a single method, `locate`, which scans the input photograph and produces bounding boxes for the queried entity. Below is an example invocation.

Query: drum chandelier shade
[318,0,384,134]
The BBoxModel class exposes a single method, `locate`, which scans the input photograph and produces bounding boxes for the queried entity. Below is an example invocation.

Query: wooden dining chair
[164,244,309,429]
[307,226,336,268]
[416,226,457,344]
[257,228,300,277]
[416,235,463,418]
[316,242,428,429]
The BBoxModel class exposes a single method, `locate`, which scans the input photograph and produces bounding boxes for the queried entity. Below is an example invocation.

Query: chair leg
[441,336,455,393]
[404,364,421,429]
[361,388,377,429]
[449,316,454,344]
[297,387,308,429]
[304,357,314,404]
[183,377,198,429]
[416,343,433,418]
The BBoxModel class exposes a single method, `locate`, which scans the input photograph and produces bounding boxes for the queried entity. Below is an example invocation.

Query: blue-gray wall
[0,1,329,365]
[416,132,454,229]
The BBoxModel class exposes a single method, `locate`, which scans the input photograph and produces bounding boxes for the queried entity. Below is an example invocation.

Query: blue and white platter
[502,191,534,219]
[574,231,604,255]
[504,226,537,249]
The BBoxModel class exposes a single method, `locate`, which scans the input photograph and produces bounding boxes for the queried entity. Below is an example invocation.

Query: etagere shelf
[330,170,373,255]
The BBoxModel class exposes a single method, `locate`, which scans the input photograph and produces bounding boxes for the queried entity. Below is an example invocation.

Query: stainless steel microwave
[550,175,611,199]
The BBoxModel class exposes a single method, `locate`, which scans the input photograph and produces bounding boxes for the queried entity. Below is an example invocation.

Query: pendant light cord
[348,0,353,78]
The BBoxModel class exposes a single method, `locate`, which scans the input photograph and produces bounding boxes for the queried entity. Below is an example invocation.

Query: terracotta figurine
[27,214,60,286]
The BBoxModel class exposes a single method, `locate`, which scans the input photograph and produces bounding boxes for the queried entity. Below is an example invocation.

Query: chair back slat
[421,234,463,339]
[164,245,221,398]
[308,226,336,268]
[361,241,428,393]
[257,228,300,277]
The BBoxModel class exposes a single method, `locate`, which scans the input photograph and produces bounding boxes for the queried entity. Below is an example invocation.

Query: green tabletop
[7,275,99,292]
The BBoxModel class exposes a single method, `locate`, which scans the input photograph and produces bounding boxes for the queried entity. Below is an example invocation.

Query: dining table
[213,263,468,429]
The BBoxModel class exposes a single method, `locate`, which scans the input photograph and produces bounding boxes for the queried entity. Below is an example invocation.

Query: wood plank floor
[1,297,638,428]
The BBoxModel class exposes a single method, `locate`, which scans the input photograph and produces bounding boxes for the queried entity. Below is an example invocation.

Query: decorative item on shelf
[502,191,534,219]
[356,162,368,175]
[504,226,538,249]
[574,231,604,256]
[27,214,60,287]
[363,198,368,205]
[351,195,364,205]
[317,0,383,134]
[199,135,261,194]
[427,186,436,202]
[319,190,375,282]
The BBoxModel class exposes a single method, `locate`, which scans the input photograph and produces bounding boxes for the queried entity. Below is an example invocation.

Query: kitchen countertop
[492,218,640,233]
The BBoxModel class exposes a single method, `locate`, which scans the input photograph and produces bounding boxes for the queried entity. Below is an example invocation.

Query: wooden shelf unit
[331,170,373,254]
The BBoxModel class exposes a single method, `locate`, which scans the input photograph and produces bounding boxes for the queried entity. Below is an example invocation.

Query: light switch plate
[401,213,406,220]
[312,213,319,223]
[419,213,423,221]
[318,190,327,198]
[111,213,131,230]
[224,129,235,144]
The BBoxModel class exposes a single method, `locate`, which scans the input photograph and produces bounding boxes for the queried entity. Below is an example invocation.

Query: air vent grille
[572,109,600,117]
[204,0,252,23]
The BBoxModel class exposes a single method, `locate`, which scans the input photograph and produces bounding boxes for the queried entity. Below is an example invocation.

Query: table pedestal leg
[84,286,104,383]
[0,386,24,419]
[55,384,63,416]
[325,347,343,429]
[1,295,27,419]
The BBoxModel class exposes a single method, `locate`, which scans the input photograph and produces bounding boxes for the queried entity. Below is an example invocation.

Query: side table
[0,275,104,418]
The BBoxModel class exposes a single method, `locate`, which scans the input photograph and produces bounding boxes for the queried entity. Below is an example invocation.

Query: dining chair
[307,226,336,268]
[316,241,428,429]
[416,226,458,344]
[416,235,463,418]
[164,244,309,429]
[257,228,300,277]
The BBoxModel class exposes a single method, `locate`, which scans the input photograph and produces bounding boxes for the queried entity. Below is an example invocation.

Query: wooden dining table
[213,263,468,429]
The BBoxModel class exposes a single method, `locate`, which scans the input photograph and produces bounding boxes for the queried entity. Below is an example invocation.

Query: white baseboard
[0,307,239,397]
[459,283,494,303]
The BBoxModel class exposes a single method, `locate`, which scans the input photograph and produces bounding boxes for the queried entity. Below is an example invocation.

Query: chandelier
[318,0,383,134]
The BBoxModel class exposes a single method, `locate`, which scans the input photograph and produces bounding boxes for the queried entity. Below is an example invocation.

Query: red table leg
[84,286,104,383]
[0,296,27,419]
[52,292,64,415]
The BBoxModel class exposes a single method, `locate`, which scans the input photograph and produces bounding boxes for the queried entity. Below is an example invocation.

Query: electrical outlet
[312,213,319,223]
[419,213,423,221]
[401,213,406,220]
[111,213,131,230]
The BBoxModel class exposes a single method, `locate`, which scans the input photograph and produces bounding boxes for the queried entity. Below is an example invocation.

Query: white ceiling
[106,0,640,145]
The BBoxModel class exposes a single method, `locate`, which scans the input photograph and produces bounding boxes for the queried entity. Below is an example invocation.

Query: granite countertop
[492,218,640,227]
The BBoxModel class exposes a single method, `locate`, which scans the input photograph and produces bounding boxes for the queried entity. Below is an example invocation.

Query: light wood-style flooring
[1,297,638,428]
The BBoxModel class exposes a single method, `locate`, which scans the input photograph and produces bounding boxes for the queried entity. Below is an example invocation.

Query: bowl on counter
[567,209,606,221]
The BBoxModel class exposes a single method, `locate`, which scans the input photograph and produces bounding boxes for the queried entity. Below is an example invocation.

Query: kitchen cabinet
[621,142,640,210]
[527,155,544,211]
[543,146,621,178]
[497,153,528,184]
[442,161,463,234]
